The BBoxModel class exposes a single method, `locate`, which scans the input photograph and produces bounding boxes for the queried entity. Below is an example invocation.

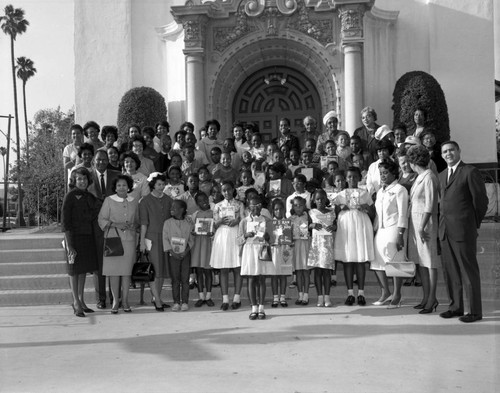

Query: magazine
[320,155,338,170]
[220,206,236,220]
[272,219,293,245]
[315,213,332,236]
[269,179,281,197]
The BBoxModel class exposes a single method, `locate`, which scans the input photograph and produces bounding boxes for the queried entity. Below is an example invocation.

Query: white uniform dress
[238,215,274,276]
[371,181,408,270]
[333,188,375,263]
[210,198,244,269]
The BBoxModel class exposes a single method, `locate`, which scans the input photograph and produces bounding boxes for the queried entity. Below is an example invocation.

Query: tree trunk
[10,36,25,227]
[22,81,29,165]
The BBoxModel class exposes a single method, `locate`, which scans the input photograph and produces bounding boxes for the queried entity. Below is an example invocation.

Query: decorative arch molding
[209,31,343,135]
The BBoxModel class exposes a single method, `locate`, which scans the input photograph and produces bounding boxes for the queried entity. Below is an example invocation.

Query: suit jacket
[87,169,121,202]
[438,161,488,242]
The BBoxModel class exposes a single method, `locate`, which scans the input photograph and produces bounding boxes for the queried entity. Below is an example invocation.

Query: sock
[223,295,229,303]
[251,305,258,313]
[233,294,241,303]
[258,304,265,312]
[189,273,195,283]
[358,289,365,296]
[298,292,304,301]
[280,294,286,302]
[324,295,331,304]
[198,292,205,300]
[273,295,279,302]
[348,289,354,296]
[206,292,212,300]
[317,295,324,304]
[303,293,309,302]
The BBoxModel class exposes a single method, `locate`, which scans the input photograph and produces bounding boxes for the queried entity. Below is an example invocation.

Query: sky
[0,0,74,181]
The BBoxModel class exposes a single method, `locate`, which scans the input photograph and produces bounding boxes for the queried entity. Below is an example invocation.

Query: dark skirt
[66,234,99,276]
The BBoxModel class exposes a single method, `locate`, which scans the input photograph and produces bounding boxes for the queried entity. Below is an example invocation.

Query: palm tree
[16,56,36,164]
[0,5,29,227]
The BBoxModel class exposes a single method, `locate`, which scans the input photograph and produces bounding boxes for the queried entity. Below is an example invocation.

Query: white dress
[210,198,244,269]
[307,209,335,270]
[333,188,374,263]
[238,215,274,276]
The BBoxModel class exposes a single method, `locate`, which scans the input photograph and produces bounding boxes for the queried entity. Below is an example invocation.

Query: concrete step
[0,274,95,290]
[0,234,63,250]
[0,261,67,276]
[0,249,66,263]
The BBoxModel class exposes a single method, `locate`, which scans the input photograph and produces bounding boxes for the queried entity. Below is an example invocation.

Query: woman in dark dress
[62,167,101,317]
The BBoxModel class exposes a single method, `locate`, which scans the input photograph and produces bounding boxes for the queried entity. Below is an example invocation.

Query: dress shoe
[123,307,132,313]
[181,303,189,311]
[344,295,355,306]
[357,295,366,306]
[231,302,241,310]
[413,303,426,310]
[257,311,266,320]
[280,300,288,307]
[96,301,106,309]
[206,299,215,307]
[72,304,85,318]
[419,301,438,314]
[459,314,482,323]
[172,303,181,312]
[387,300,402,309]
[194,299,205,308]
[301,299,309,306]
[439,310,463,319]
[110,308,119,314]
[249,312,258,320]
[372,295,393,306]
[271,300,279,308]
[295,299,303,305]
[220,302,229,311]
[82,307,94,313]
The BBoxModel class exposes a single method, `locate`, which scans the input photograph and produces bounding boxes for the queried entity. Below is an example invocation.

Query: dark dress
[61,188,101,275]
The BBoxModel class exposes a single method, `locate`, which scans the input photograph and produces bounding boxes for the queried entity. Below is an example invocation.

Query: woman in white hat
[315,111,346,155]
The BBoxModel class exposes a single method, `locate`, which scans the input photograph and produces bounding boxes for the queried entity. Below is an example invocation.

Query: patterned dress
[290,213,311,270]
[307,209,335,270]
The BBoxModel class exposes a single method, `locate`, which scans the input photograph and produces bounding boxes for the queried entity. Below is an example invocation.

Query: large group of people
[61,107,488,323]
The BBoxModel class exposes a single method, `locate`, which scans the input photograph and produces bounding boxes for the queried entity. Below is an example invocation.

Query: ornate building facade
[74,0,497,164]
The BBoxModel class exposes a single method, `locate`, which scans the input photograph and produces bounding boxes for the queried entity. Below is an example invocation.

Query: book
[315,213,332,236]
[272,219,293,245]
[220,206,236,220]
[320,155,338,170]
[269,179,281,197]
[171,237,186,254]
[253,171,266,190]
[194,218,214,235]
[164,184,184,199]
[346,189,361,209]
[298,222,309,239]
[247,220,266,239]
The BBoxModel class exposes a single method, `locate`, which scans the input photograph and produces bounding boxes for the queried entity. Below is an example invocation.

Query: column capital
[338,3,372,45]
[181,17,208,49]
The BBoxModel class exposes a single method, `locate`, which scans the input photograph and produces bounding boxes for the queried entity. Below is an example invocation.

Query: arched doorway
[233,66,322,143]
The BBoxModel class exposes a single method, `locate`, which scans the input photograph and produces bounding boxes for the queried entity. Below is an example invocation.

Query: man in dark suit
[438,141,488,323]
[88,150,120,308]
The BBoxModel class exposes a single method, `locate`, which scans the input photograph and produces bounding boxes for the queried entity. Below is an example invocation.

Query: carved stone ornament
[214,3,256,52]
[287,0,333,46]
[338,6,363,40]
[182,19,206,47]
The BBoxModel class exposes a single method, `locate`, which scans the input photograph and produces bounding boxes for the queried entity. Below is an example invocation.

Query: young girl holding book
[270,198,294,308]
[333,167,375,306]
[163,199,194,311]
[238,197,272,320]
[290,196,311,305]
[191,192,215,307]
[307,189,336,307]
[210,181,245,310]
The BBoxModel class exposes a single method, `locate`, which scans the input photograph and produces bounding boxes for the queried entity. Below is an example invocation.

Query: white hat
[147,172,163,182]
[404,136,421,146]
[322,110,337,126]
[375,125,393,141]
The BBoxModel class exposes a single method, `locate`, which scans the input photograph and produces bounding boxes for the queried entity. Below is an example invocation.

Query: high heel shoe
[387,300,402,309]
[413,302,426,310]
[372,295,393,306]
[419,301,439,314]
[72,304,85,318]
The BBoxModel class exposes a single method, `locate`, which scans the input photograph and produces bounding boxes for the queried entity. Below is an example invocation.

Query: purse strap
[105,225,121,239]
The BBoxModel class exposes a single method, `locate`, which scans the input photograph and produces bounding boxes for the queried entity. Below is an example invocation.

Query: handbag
[104,227,124,257]
[258,243,273,262]
[385,250,416,278]
[132,251,155,282]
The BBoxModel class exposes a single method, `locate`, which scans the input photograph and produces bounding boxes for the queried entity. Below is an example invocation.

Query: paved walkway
[1,300,498,393]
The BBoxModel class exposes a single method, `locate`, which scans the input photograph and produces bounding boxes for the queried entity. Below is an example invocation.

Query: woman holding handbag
[371,160,409,309]
[62,167,101,317]
[98,175,139,314]
[406,145,440,314]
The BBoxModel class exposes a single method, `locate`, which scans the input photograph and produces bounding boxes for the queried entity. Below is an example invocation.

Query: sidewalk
[0,300,498,393]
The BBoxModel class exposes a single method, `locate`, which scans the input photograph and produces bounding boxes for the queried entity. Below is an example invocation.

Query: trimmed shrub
[392,71,450,143]
[116,87,167,141]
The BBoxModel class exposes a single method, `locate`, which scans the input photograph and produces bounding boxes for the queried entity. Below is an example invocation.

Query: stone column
[339,5,369,134]
[184,49,205,135]
[181,18,207,136]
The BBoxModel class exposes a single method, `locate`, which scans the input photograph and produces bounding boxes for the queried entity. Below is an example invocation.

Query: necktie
[447,168,453,184]
[100,174,106,196]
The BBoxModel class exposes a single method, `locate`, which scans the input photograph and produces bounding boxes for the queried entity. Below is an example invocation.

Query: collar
[96,169,107,176]
[110,194,134,202]
[382,180,398,192]
[448,160,461,173]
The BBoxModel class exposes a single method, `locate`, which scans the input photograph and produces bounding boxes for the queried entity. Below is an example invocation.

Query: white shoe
[181,303,189,311]
[372,295,393,306]
[172,303,181,311]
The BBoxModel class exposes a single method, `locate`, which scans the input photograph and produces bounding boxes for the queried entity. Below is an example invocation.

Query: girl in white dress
[307,189,336,307]
[210,181,245,311]
[334,167,375,306]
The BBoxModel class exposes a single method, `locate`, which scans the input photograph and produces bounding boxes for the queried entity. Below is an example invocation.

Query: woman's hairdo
[407,144,431,167]
[112,174,134,193]
[121,151,141,169]
[69,167,93,189]
[361,106,377,121]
